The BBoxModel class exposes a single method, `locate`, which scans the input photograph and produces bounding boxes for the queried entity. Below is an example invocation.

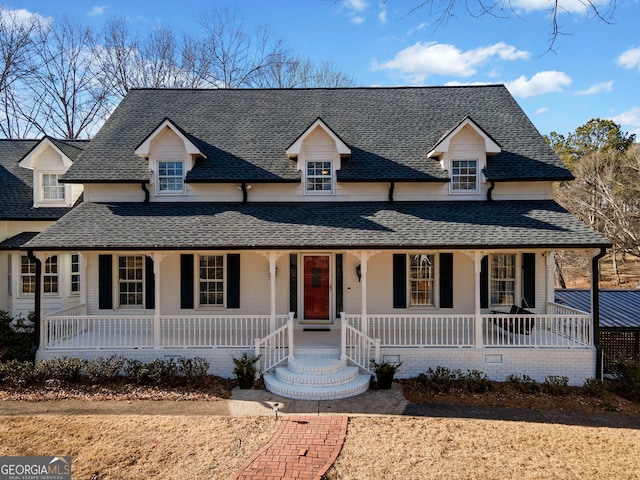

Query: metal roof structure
[555,289,640,329]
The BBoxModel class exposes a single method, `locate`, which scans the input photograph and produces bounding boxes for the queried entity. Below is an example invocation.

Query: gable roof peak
[427,115,502,159]
[134,117,206,158]
[286,117,351,158]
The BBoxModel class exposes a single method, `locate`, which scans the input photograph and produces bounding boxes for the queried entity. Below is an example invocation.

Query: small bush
[583,377,607,398]
[611,358,640,402]
[0,359,36,387]
[541,375,569,395]
[507,373,540,394]
[462,369,493,394]
[34,357,85,383]
[86,356,126,383]
[124,358,181,386]
[418,366,462,393]
[179,357,210,385]
[0,311,35,362]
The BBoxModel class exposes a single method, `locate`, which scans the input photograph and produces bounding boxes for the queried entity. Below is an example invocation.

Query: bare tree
[26,17,110,139]
[255,54,355,88]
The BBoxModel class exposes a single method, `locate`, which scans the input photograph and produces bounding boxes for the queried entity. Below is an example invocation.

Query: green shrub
[462,369,493,394]
[0,311,35,362]
[583,377,607,398]
[507,373,540,394]
[86,356,126,383]
[0,359,36,387]
[611,358,640,402]
[179,357,210,384]
[418,366,462,393]
[34,357,85,383]
[124,358,181,386]
[541,375,569,395]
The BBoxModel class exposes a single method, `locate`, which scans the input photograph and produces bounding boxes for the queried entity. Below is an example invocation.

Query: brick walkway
[230,415,348,480]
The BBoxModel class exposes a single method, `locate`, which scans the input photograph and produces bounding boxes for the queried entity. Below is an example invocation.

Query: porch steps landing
[263,351,371,401]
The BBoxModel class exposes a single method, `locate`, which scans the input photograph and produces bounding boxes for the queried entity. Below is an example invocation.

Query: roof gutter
[592,246,607,380]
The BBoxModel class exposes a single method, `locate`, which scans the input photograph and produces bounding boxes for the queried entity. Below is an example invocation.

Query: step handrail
[340,312,380,374]
[255,312,294,373]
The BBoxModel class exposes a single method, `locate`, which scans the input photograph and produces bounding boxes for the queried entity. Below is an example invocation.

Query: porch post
[340,312,347,361]
[360,251,369,336]
[153,253,162,349]
[474,251,484,348]
[79,252,88,307]
[546,252,555,313]
[269,251,277,331]
[591,247,607,379]
[287,311,295,362]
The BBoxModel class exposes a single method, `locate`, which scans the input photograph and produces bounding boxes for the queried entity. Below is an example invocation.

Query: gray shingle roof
[0,232,39,249]
[62,86,571,184]
[25,200,608,250]
[555,289,640,329]
[0,140,81,220]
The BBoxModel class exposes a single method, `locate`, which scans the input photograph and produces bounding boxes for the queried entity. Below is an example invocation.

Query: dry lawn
[1,414,640,480]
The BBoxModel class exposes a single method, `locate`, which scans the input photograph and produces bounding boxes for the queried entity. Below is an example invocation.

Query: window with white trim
[42,173,65,201]
[410,254,435,306]
[43,256,58,294]
[451,160,478,192]
[71,254,80,294]
[490,254,516,306]
[199,255,224,305]
[7,254,12,296]
[118,256,143,306]
[20,255,36,294]
[157,161,184,193]
[305,161,333,193]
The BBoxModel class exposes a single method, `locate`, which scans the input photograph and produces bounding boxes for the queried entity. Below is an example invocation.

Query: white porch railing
[341,314,380,373]
[255,313,294,373]
[547,301,588,316]
[162,314,288,348]
[44,315,154,349]
[44,303,87,317]
[365,314,475,347]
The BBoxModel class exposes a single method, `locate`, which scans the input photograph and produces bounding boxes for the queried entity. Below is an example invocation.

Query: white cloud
[88,5,107,16]
[510,0,610,13]
[351,15,365,24]
[611,107,640,135]
[378,4,387,24]
[535,107,550,115]
[576,81,613,96]
[0,7,51,28]
[444,81,494,87]
[343,0,368,11]
[617,47,640,71]
[375,41,529,82]
[505,71,572,98]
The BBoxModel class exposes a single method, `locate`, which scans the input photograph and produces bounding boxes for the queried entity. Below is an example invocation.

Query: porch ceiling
[24,200,609,251]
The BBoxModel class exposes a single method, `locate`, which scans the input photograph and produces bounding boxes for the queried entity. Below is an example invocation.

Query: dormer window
[42,173,65,201]
[157,161,185,193]
[451,160,478,193]
[306,161,333,193]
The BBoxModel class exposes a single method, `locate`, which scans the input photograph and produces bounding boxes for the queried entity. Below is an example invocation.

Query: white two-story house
[19,86,608,399]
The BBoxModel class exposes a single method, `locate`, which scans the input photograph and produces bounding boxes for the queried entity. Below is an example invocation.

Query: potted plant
[370,359,403,389]
[232,352,261,389]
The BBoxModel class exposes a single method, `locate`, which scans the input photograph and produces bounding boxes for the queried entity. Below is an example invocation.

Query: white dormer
[286,118,350,195]
[427,117,501,195]
[19,137,82,208]
[135,118,205,196]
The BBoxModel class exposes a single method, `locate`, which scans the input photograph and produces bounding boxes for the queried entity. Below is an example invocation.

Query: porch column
[360,251,369,336]
[152,253,164,349]
[546,252,555,313]
[79,252,88,307]
[474,251,484,348]
[269,251,277,331]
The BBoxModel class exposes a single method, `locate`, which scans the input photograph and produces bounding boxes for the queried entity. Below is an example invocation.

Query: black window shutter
[98,254,113,310]
[180,254,194,309]
[393,254,407,309]
[227,253,240,309]
[439,253,454,308]
[335,254,343,316]
[480,255,489,309]
[522,253,536,308]
[289,254,298,317]
[145,256,155,309]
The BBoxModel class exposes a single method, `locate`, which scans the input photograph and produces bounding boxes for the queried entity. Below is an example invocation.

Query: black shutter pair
[480,253,536,308]
[179,254,240,309]
[392,253,454,309]
[98,254,155,309]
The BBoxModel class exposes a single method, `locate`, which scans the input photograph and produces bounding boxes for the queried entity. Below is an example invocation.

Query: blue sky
[6,0,640,138]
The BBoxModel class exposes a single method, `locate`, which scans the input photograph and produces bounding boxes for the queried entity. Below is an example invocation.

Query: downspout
[592,247,607,379]
[487,181,495,201]
[240,182,248,203]
[388,181,395,202]
[140,182,150,203]
[27,249,42,360]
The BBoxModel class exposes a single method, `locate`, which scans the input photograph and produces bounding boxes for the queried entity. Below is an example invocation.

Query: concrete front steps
[262,348,371,400]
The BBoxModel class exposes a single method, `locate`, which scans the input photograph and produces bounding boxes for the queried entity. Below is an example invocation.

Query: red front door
[303,256,330,320]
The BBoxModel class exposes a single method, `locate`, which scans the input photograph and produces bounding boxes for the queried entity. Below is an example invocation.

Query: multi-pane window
[306,161,333,193]
[43,256,58,294]
[410,254,435,306]
[157,161,184,193]
[199,255,224,305]
[118,256,143,306]
[490,254,516,306]
[451,160,478,192]
[20,256,36,294]
[71,254,80,294]
[42,173,65,200]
